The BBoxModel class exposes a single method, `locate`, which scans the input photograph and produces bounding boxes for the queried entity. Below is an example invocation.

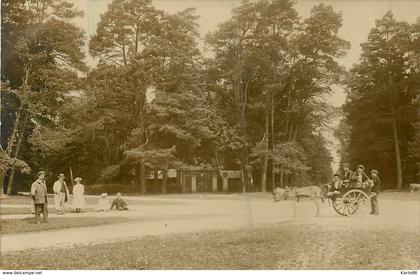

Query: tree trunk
[140,159,146,194]
[181,171,186,194]
[389,92,403,190]
[234,39,250,192]
[261,113,269,192]
[280,166,284,188]
[5,107,23,195]
[176,170,181,193]
[69,166,74,190]
[6,122,26,195]
[270,93,275,189]
[238,91,250,192]
[392,116,403,190]
[1,170,6,198]
[161,167,168,194]
[154,170,159,191]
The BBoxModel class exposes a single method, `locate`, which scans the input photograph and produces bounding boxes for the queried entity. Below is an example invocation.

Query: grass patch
[1,217,131,235]
[2,224,419,270]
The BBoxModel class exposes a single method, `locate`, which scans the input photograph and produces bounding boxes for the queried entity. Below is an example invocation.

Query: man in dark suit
[370,169,381,215]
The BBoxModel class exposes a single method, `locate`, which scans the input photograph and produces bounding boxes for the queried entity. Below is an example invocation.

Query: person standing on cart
[369,169,381,215]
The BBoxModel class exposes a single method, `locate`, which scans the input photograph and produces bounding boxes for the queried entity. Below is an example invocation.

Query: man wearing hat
[30,171,49,224]
[352,164,369,187]
[370,169,381,215]
[53,173,69,214]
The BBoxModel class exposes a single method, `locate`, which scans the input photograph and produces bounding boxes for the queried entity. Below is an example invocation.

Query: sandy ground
[1,193,419,254]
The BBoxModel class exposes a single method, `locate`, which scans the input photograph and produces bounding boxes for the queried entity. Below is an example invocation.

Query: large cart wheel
[332,189,369,216]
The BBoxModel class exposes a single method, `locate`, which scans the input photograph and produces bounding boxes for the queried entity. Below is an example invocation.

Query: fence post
[191,173,197,193]
[212,173,218,192]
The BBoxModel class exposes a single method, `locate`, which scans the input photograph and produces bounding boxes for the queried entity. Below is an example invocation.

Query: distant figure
[110,193,128,210]
[53,173,69,214]
[96,193,110,211]
[30,171,49,224]
[342,163,353,187]
[369,169,381,215]
[72,177,85,213]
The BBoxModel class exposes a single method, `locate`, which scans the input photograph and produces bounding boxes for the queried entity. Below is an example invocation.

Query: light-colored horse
[272,185,326,216]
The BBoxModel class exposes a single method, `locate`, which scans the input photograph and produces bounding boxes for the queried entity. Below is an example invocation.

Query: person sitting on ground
[326,174,342,201]
[110,192,128,210]
[95,193,110,211]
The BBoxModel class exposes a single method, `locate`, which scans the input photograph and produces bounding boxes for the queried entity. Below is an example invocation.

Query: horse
[410,183,420,192]
[272,185,327,217]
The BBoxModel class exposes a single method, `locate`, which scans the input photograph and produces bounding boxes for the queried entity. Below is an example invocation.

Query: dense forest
[1,0,419,195]
[336,13,420,190]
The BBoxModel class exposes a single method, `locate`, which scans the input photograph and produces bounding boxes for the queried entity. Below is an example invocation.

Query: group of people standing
[30,171,86,223]
[326,163,381,215]
[52,173,85,214]
[30,170,129,224]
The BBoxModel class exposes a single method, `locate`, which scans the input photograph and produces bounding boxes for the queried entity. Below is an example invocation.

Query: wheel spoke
[336,204,345,214]
[336,204,344,211]
[348,203,356,214]
[347,205,352,216]
[343,204,349,216]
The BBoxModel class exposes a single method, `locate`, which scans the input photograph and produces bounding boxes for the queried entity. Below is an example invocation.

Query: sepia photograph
[1,0,419,273]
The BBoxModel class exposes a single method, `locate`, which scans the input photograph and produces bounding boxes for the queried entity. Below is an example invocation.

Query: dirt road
[2,192,419,254]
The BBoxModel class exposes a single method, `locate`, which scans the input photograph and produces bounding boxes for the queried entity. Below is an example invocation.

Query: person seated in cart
[326,174,343,201]
[351,164,370,187]
[342,163,353,188]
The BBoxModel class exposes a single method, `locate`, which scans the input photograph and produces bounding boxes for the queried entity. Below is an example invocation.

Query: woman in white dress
[72,177,85,213]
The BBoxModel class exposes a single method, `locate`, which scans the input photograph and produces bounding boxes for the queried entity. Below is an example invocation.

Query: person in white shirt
[72,177,85,213]
[96,193,110,211]
[53,173,69,214]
